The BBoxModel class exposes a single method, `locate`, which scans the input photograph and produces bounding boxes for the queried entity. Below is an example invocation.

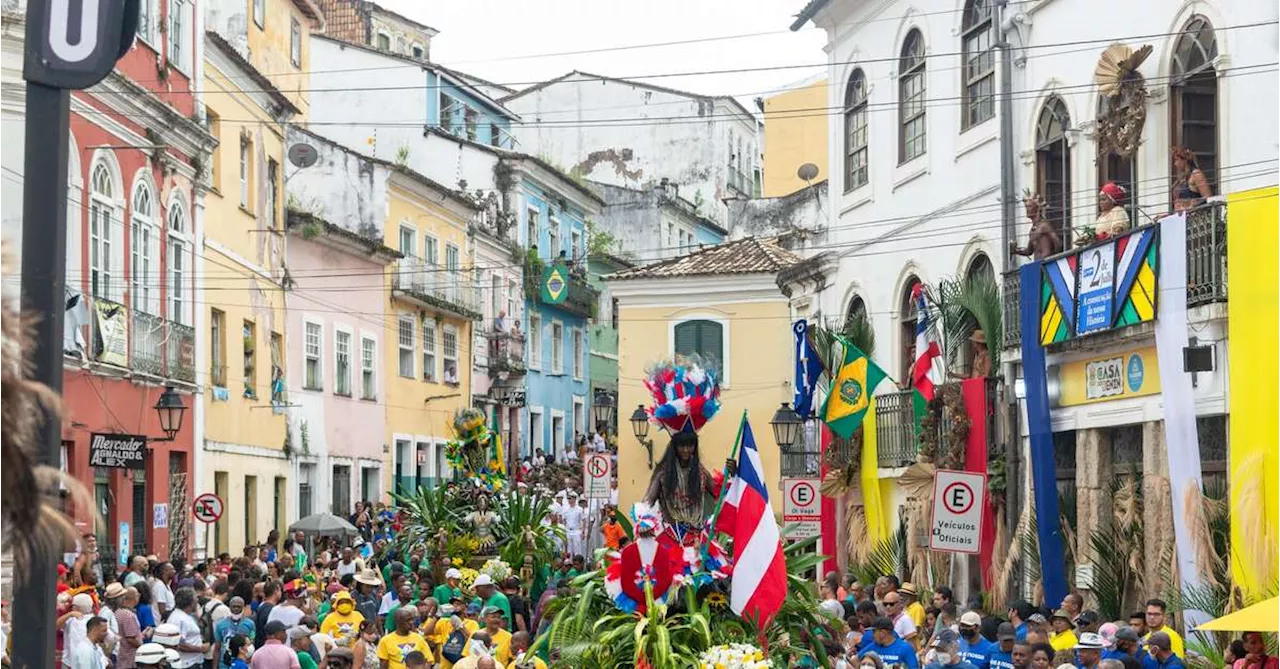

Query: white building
[789,0,1276,593]
[501,71,762,227]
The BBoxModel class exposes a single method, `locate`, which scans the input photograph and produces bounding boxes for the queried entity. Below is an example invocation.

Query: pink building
[471,220,526,467]
[285,210,401,514]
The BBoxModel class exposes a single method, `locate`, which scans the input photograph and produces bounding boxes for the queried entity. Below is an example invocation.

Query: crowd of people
[813,574,1274,669]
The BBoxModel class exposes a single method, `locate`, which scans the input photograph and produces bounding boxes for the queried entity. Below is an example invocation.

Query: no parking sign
[782,478,821,540]
[929,469,986,554]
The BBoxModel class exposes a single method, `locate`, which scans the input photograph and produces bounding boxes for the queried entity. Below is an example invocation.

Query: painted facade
[586,255,633,437]
[471,224,526,461]
[316,0,438,62]
[761,76,829,198]
[588,181,728,261]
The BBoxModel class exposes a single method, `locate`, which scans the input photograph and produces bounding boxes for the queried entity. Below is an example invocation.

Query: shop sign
[1051,346,1161,407]
[88,432,147,469]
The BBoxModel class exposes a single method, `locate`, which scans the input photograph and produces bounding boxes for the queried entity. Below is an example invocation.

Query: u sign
[24,0,139,89]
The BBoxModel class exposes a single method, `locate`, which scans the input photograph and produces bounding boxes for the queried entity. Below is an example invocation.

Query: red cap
[1100,182,1126,203]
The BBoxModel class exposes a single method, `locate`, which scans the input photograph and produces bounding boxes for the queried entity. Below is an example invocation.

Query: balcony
[67,294,195,385]
[727,168,752,196]
[391,256,483,320]
[167,322,195,383]
[780,450,821,477]
[524,257,600,319]
[874,389,919,468]
[131,311,165,377]
[488,330,526,378]
[1000,201,1227,349]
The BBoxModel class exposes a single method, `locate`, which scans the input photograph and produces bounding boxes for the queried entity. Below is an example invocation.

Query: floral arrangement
[643,355,722,435]
[445,533,481,562]
[698,643,773,669]
[444,407,506,491]
[457,567,480,591]
[479,558,512,584]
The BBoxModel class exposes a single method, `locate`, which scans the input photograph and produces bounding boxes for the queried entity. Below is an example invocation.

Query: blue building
[425,68,519,148]
[507,157,605,460]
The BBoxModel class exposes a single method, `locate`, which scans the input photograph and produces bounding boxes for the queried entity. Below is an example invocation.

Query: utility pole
[13,1,136,665]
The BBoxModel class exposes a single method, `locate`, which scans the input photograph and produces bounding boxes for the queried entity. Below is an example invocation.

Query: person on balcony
[493,311,508,334]
[1011,190,1061,261]
[1086,182,1130,244]
[443,365,459,386]
[1171,146,1213,212]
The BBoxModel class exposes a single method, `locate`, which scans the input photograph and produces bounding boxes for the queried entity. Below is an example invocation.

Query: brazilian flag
[820,340,888,439]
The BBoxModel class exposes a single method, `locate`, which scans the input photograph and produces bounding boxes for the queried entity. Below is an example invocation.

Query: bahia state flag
[820,340,888,439]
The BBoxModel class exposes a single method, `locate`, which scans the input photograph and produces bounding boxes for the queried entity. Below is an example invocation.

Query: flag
[792,320,823,418]
[911,284,943,401]
[819,340,888,439]
[715,416,786,628]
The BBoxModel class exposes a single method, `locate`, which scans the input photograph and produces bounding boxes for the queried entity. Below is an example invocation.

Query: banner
[93,298,129,366]
[540,261,569,304]
[1050,346,1161,407]
[792,320,823,419]
[960,378,996,588]
[1039,226,1158,344]
[860,396,885,544]
[1019,262,1069,605]
[1154,212,1208,626]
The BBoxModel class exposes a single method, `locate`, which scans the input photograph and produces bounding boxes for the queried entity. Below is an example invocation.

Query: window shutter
[701,321,723,362]
[674,322,698,356]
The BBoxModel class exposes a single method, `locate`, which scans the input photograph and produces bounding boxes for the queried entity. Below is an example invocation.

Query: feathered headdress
[630,502,664,536]
[643,355,722,435]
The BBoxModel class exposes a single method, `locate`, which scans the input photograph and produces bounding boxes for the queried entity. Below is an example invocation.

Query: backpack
[441,628,469,663]
[199,599,224,644]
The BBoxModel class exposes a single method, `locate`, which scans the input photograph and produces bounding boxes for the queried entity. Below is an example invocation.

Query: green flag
[819,340,888,439]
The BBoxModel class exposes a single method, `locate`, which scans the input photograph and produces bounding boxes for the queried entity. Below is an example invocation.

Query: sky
[378,0,830,108]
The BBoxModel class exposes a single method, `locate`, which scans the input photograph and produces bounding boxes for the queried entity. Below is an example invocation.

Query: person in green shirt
[469,575,511,626]
[433,568,464,606]
[289,625,320,669]
[383,583,417,633]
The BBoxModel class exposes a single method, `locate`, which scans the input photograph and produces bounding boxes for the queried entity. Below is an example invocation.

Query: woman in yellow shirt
[1048,609,1078,652]
[320,591,365,648]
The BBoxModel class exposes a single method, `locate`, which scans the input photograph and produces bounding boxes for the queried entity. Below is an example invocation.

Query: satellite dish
[797,163,819,182]
[287,142,318,169]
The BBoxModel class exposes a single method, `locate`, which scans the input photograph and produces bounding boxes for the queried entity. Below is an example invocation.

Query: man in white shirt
[592,431,606,453]
[62,594,96,665]
[165,588,209,668]
[66,616,110,669]
[201,581,231,665]
[335,547,363,578]
[149,562,176,621]
[98,583,126,653]
[562,493,585,557]
[267,580,308,629]
[609,479,619,507]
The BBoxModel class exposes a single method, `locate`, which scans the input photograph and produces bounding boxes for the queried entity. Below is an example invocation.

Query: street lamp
[152,385,188,442]
[592,394,614,434]
[629,404,655,469]
[770,402,803,452]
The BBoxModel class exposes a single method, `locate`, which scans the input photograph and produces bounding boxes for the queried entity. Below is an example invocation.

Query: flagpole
[706,409,748,535]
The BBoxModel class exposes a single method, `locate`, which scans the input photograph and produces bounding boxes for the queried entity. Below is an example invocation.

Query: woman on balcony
[1172,146,1213,212]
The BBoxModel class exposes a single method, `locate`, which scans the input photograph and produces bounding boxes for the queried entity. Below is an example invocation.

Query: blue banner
[1019,262,1069,605]
[793,320,823,418]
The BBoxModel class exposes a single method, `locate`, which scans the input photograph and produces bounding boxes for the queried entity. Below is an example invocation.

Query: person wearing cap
[927,629,979,669]
[462,606,511,665]
[900,583,927,628]
[320,591,364,649]
[1075,611,1100,635]
[434,569,464,608]
[268,580,309,630]
[376,607,433,669]
[1074,632,1107,669]
[215,597,257,669]
[98,582,127,651]
[352,570,383,623]
[1143,632,1184,669]
[1140,599,1184,660]
[288,625,320,669]
[469,575,511,627]
[1049,610,1078,653]
[252,621,300,669]
[990,623,1018,669]
[959,611,996,669]
[859,616,920,669]
[322,646,354,669]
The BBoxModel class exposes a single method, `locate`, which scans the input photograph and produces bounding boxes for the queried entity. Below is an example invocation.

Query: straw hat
[969,330,987,345]
[354,569,382,586]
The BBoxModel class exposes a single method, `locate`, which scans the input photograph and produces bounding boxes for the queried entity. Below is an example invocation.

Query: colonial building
[316,0,438,61]
[761,75,829,198]
[589,181,727,261]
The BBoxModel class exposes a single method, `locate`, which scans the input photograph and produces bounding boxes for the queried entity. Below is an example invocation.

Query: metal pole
[12,80,72,669]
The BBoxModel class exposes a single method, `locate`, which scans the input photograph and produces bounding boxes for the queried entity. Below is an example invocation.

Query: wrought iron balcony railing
[874,389,919,468]
[391,256,483,320]
[780,450,822,477]
[131,311,165,377]
[167,322,196,383]
[488,330,526,377]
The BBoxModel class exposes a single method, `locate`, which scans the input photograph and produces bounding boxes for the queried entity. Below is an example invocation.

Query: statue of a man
[642,431,729,539]
[466,495,499,554]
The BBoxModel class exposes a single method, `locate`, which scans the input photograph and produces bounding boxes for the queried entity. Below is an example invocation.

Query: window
[270,332,283,404]
[412,44,424,59]
[252,0,264,28]
[673,319,724,364]
[526,206,539,248]
[528,313,542,369]
[529,409,544,454]
[1036,96,1072,241]
[422,317,437,382]
[548,217,560,258]
[243,320,258,398]
[666,221,674,249]
[573,398,585,440]
[465,108,479,141]
[167,201,188,324]
[239,136,250,208]
[89,162,116,301]
[552,414,565,458]
[962,0,995,129]
[397,315,415,378]
[211,309,226,386]
[844,295,867,332]
[550,321,564,373]
[331,465,350,517]
[445,243,460,301]
[298,463,314,518]
[442,326,458,385]
[376,32,391,51]
[290,18,301,68]
[138,0,154,41]
[898,29,927,163]
[168,0,186,70]
[304,321,322,389]
[130,181,158,314]
[571,230,582,261]
[572,328,583,378]
[506,279,516,319]
[360,337,376,399]
[899,278,922,383]
[490,123,502,148]
[843,69,869,191]
[440,94,457,133]
[490,274,502,318]
[425,236,439,268]
[1170,16,1219,197]
[206,110,220,186]
[266,159,279,228]
[334,329,351,396]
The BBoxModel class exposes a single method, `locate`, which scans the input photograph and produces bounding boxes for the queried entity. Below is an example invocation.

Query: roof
[285,209,403,260]
[607,236,801,281]
[790,0,831,30]
[205,31,301,115]
[292,0,322,21]
[422,127,604,206]
[367,1,439,36]
[436,65,515,96]
[501,70,758,122]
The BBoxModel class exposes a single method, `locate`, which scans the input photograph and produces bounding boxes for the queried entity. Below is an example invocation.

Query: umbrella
[288,512,360,539]
[1194,597,1280,632]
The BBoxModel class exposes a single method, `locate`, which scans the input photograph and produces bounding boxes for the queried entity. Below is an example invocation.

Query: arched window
[1170,15,1219,195]
[1097,94,1138,214]
[673,319,723,365]
[130,180,159,315]
[961,0,994,128]
[89,162,117,301]
[899,276,921,382]
[843,69,869,191]
[898,29,927,163]
[843,294,867,333]
[1035,96,1072,241]
[965,253,994,285]
[167,199,189,325]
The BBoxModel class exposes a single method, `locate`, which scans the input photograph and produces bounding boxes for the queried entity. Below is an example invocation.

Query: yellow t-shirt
[510,652,547,669]
[1143,626,1185,659]
[462,628,513,665]
[906,601,926,628]
[377,631,434,669]
[1050,629,1078,652]
[430,618,480,669]
[319,610,364,648]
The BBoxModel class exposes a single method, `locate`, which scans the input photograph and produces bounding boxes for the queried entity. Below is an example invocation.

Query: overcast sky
[379,0,829,107]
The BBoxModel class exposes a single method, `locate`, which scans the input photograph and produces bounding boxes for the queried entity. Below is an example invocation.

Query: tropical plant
[930,273,1003,372]
[391,485,466,558]
[495,491,565,567]
[846,523,908,587]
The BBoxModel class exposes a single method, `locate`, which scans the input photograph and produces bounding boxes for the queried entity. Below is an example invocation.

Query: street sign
[191,493,223,524]
[782,478,821,540]
[88,432,147,469]
[929,469,986,554]
[583,453,611,500]
[24,0,140,89]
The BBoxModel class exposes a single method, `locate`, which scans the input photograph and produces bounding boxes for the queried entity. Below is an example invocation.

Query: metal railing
[875,389,919,468]
[1186,200,1227,306]
[131,311,165,376]
[168,322,195,383]
[1002,271,1021,349]
[489,331,526,375]
[781,450,822,477]
[392,257,483,318]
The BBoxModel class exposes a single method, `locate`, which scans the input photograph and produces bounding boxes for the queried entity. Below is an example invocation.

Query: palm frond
[953,273,1003,368]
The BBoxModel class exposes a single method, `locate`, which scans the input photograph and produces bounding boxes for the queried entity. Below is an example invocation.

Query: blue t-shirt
[230,660,249,669]
[136,603,156,630]
[1014,623,1027,643]
[857,629,875,652]
[1141,654,1185,669]
[926,661,978,669]
[860,637,920,669]
[960,635,997,669]
[213,617,256,669]
[990,650,1014,669]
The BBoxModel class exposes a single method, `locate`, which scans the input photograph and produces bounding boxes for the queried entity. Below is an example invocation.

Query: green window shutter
[674,321,699,356]
[673,320,723,363]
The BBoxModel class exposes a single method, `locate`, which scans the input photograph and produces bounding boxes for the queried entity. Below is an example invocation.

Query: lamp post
[629,404,655,469]
[151,386,188,442]
[770,402,803,451]
[592,393,615,436]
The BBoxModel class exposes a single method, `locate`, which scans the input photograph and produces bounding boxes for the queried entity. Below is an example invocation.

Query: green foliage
[931,272,1003,371]
[391,485,464,558]
[494,492,564,567]
[846,522,909,585]
[585,219,619,258]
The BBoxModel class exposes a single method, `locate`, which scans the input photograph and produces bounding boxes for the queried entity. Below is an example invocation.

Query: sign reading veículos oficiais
[929,469,986,554]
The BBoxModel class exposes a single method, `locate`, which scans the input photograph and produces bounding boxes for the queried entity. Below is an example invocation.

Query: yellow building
[200,32,303,554]
[383,169,484,495]
[762,76,829,198]
[606,237,802,513]
[245,0,321,118]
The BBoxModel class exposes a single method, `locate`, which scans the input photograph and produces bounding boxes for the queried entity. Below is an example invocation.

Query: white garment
[167,608,205,668]
[96,603,119,652]
[63,289,90,357]
[63,616,89,666]
[592,434,606,453]
[266,603,305,628]
[311,632,337,659]
[149,579,174,620]
[893,611,918,640]
[203,599,230,660]
[336,559,361,578]
[65,641,108,669]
